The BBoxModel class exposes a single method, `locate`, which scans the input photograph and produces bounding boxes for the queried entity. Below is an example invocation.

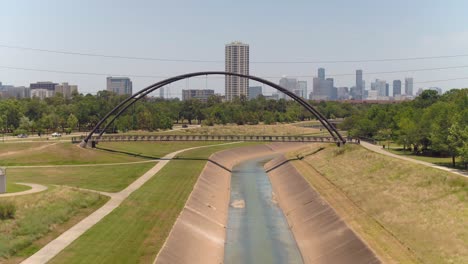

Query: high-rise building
[405,77,413,96]
[355,69,363,100]
[393,80,401,96]
[337,87,349,100]
[182,89,215,103]
[385,83,389,97]
[296,81,307,98]
[30,82,57,99]
[159,87,165,99]
[0,86,30,99]
[31,89,54,99]
[279,77,298,100]
[107,77,132,95]
[311,68,335,100]
[371,79,387,97]
[30,81,58,91]
[318,68,325,80]
[55,82,78,99]
[225,41,249,101]
[248,86,262,100]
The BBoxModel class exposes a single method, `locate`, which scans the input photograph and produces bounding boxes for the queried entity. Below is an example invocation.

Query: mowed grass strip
[386,146,465,170]
[5,182,31,193]
[97,141,222,158]
[8,162,156,192]
[290,144,468,264]
[0,187,108,263]
[49,142,255,264]
[0,142,145,166]
[0,142,52,152]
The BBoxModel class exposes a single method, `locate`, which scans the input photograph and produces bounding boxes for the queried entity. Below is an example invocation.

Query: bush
[0,201,16,220]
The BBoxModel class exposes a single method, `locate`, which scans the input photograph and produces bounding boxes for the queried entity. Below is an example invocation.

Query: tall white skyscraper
[225,42,249,101]
[405,77,414,96]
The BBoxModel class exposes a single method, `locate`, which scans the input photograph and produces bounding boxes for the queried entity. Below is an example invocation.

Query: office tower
[29,81,58,99]
[107,77,132,95]
[318,68,325,80]
[30,81,58,91]
[405,77,413,96]
[393,80,401,97]
[54,83,78,99]
[0,86,30,99]
[248,86,262,100]
[296,81,307,98]
[225,41,249,101]
[337,87,349,100]
[311,68,334,100]
[385,83,389,96]
[182,89,215,103]
[356,69,363,100]
[159,87,165,99]
[371,79,387,97]
[279,77,298,100]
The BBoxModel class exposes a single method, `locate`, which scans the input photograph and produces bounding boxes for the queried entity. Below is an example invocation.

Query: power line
[2,64,468,81]
[2,43,468,64]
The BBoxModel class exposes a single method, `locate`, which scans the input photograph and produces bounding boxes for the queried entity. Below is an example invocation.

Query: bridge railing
[72,134,360,144]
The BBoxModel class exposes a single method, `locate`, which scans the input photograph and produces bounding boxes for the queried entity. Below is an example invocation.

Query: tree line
[340,89,467,168]
[0,88,466,167]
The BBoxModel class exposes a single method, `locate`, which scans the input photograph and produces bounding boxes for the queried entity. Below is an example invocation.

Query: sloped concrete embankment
[265,155,381,264]
[155,143,305,264]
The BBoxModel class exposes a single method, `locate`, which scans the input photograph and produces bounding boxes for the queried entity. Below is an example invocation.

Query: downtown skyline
[1,0,468,96]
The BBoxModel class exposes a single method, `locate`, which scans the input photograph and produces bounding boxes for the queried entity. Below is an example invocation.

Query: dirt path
[20,142,241,264]
[360,141,467,178]
[0,183,48,198]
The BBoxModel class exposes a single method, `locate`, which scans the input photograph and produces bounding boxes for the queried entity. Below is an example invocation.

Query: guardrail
[72,134,360,144]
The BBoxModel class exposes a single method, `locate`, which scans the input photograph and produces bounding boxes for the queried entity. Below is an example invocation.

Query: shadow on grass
[96,146,232,172]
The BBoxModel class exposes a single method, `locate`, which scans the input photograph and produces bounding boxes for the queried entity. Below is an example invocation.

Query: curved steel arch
[81,71,346,147]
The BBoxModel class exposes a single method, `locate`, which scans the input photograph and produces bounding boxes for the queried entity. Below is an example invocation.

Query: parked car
[17,134,28,138]
[182,124,188,128]
[51,132,62,137]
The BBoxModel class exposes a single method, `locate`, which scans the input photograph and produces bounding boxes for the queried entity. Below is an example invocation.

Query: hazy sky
[1,0,468,96]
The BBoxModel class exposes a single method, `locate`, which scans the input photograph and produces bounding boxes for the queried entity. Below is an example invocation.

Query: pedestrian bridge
[72,134,359,145]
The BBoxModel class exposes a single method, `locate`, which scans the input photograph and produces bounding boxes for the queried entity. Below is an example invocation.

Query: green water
[224,155,303,264]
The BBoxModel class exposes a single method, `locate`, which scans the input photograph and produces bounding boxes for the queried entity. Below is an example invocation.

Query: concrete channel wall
[265,155,381,264]
[155,143,305,264]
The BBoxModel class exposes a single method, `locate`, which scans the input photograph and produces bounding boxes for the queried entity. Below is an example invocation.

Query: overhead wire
[2,43,468,64]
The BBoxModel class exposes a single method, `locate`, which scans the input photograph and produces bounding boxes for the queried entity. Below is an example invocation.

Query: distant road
[360,141,467,178]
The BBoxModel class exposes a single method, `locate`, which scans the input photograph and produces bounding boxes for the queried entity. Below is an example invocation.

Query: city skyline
[1,1,468,96]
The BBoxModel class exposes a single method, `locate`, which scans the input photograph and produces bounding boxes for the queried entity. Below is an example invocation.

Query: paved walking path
[21,142,240,264]
[361,141,467,178]
[0,183,48,198]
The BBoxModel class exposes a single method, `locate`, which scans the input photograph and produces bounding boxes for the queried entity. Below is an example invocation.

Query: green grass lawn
[97,141,222,158]
[386,147,465,170]
[0,142,51,152]
[5,182,31,193]
[49,142,256,264]
[0,187,108,263]
[8,162,157,192]
[292,144,468,264]
[0,142,145,166]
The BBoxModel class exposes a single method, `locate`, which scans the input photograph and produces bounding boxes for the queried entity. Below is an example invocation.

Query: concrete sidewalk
[360,141,467,178]
[0,183,47,198]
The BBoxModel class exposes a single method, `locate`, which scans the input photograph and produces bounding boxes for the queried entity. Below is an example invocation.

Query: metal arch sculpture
[80,71,346,147]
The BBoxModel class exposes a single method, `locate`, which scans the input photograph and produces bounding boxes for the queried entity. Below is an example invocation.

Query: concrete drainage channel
[224,155,303,264]
[155,143,380,264]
